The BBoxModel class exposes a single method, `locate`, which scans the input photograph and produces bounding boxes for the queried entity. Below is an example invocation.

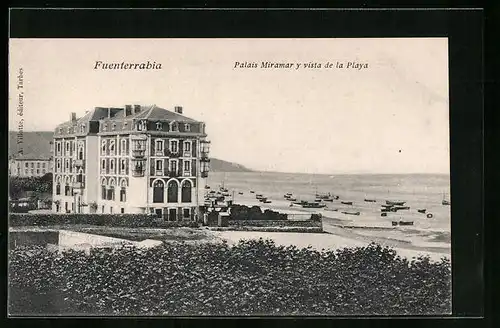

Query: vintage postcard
[8,38,451,316]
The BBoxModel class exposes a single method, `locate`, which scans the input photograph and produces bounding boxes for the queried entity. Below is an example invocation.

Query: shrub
[9,213,199,228]
[9,241,451,316]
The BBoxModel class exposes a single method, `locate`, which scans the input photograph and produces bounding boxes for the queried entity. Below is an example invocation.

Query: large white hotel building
[52,104,210,220]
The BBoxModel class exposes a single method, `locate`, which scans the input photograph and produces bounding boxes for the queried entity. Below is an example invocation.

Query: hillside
[8,131,251,172]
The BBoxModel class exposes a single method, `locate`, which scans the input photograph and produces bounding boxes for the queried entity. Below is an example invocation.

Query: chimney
[70,112,77,123]
[174,106,183,114]
[134,104,141,114]
[107,108,112,118]
[125,105,132,116]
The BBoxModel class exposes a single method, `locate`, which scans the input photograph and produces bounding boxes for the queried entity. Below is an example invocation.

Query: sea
[207,172,451,249]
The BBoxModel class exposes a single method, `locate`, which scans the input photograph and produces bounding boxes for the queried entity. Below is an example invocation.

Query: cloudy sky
[9,38,449,174]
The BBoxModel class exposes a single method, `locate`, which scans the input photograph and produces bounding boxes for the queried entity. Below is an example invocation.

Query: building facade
[9,157,52,177]
[52,104,210,220]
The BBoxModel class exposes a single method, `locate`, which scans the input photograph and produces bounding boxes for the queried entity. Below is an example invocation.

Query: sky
[9,38,449,174]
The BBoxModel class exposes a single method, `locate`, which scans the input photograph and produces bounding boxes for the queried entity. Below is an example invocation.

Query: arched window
[101,177,107,200]
[153,180,164,203]
[181,180,192,203]
[108,179,116,201]
[167,180,178,203]
[110,140,115,155]
[120,178,127,202]
[78,147,84,160]
[101,140,106,155]
[184,123,191,132]
[110,159,115,173]
[121,139,127,155]
[56,183,61,195]
[171,121,178,132]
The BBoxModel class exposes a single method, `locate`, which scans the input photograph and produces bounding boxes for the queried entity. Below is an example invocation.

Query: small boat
[417,209,427,214]
[341,201,353,205]
[259,197,268,202]
[364,199,376,203]
[391,220,414,226]
[342,211,360,216]
[315,193,334,202]
[256,194,263,199]
[386,200,406,206]
[238,192,243,195]
[262,200,272,204]
[393,206,410,211]
[381,204,394,208]
[381,208,391,212]
[291,201,326,208]
[250,190,255,193]
[380,212,387,217]
[204,185,211,189]
[333,195,339,200]
[325,208,338,212]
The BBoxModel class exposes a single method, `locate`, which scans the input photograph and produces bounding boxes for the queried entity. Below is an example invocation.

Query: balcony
[201,172,209,178]
[74,159,84,167]
[168,170,180,178]
[132,149,145,158]
[72,181,85,189]
[132,169,145,177]
[183,152,191,157]
[200,152,210,162]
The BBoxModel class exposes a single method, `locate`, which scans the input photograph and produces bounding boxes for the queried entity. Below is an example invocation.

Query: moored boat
[386,200,406,206]
[364,199,376,203]
[342,211,360,216]
[417,209,427,214]
[341,201,353,205]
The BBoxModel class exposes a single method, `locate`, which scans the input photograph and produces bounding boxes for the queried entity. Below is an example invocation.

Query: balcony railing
[168,170,180,178]
[72,182,85,189]
[74,159,84,167]
[132,169,145,177]
[132,149,145,158]
[200,153,210,162]
[183,152,191,157]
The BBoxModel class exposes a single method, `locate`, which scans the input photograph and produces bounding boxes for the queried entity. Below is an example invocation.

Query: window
[171,122,178,132]
[56,183,61,195]
[37,169,40,174]
[102,205,105,213]
[37,163,40,168]
[42,163,46,168]
[59,128,62,134]
[110,141,115,155]
[121,159,126,172]
[121,139,127,155]
[123,122,128,130]
[24,169,28,174]
[184,160,191,172]
[170,160,178,173]
[66,142,70,152]
[155,139,164,152]
[107,185,115,200]
[153,180,164,203]
[120,188,126,202]
[112,123,116,131]
[25,163,28,168]
[101,185,106,200]
[137,120,147,131]
[57,142,61,154]
[78,147,84,160]
[156,122,163,130]
[156,160,163,171]
[110,159,115,173]
[80,124,86,133]
[121,208,125,214]
[65,184,70,196]
[101,140,106,155]
[67,127,71,134]
[167,180,178,203]
[183,208,191,218]
[103,123,107,131]
[101,159,106,171]
[31,163,34,168]
[184,124,191,132]
[170,140,178,153]
[42,169,46,174]
[110,207,113,214]
[181,180,192,203]
[57,160,61,172]
[184,141,191,152]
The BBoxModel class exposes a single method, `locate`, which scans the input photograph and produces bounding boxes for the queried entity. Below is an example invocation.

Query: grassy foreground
[9,240,451,316]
